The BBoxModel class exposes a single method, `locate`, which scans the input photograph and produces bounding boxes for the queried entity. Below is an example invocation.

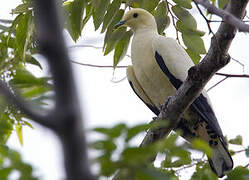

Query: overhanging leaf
[182,33,206,54]
[64,0,85,41]
[92,0,110,30]
[103,9,124,50]
[155,2,170,34]
[140,0,160,12]
[104,27,127,55]
[113,30,133,68]
[172,5,197,30]
[12,2,32,14]
[192,139,212,157]
[101,0,122,33]
[16,122,23,146]
[229,135,243,145]
[186,48,201,64]
[16,13,29,58]
[172,0,192,9]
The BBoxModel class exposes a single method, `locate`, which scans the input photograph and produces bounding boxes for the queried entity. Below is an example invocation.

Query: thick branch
[141,0,248,149]
[34,0,94,180]
[194,0,249,32]
[0,80,54,128]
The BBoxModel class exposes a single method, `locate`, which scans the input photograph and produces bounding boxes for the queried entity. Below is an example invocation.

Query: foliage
[0,145,38,180]
[90,122,249,179]
[0,0,248,179]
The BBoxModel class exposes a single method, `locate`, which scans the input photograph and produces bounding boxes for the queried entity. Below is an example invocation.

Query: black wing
[154,51,225,142]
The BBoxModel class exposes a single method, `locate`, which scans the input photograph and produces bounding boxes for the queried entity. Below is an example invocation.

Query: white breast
[131,31,175,108]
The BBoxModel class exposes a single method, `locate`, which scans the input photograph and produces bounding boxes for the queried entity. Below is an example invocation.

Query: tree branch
[33,0,94,180]
[215,72,249,78]
[70,60,128,68]
[0,80,54,128]
[194,0,249,32]
[141,0,248,156]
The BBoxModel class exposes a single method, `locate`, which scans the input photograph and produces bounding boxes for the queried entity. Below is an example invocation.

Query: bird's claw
[160,96,172,112]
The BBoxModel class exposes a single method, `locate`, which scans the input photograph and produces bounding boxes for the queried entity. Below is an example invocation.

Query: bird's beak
[115,20,126,29]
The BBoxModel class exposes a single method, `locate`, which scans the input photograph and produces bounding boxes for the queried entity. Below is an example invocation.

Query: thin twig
[68,44,131,58]
[207,76,228,92]
[111,76,127,83]
[0,19,13,24]
[194,0,249,32]
[175,159,207,173]
[231,57,245,73]
[69,44,102,49]
[70,60,128,68]
[193,1,215,35]
[165,0,180,44]
[233,149,247,154]
[208,72,249,91]
[215,72,249,78]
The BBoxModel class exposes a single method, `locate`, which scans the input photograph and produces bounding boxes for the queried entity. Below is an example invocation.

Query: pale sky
[1,1,249,180]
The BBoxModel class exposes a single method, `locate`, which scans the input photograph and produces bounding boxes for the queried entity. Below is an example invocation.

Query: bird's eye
[133,13,138,18]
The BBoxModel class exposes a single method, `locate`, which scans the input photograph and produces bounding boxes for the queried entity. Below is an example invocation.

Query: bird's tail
[208,137,233,178]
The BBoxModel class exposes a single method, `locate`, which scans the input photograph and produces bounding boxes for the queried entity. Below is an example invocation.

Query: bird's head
[115,8,157,32]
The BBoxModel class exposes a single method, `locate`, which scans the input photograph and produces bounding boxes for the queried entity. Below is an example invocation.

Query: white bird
[115,8,233,177]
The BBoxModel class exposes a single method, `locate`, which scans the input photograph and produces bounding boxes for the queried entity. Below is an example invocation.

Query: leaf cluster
[90,122,249,179]
[0,0,51,159]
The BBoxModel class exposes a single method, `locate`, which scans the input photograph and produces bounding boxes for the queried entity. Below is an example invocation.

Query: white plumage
[116,8,233,177]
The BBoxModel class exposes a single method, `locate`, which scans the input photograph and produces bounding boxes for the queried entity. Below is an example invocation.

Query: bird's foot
[160,96,172,112]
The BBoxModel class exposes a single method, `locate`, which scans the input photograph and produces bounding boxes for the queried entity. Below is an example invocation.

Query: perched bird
[115,8,233,177]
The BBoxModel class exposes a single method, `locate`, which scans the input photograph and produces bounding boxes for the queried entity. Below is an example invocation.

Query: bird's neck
[133,27,158,35]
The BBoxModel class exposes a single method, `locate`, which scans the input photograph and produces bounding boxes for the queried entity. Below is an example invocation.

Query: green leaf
[136,168,170,180]
[21,86,51,99]
[218,0,229,9]
[176,20,205,36]
[16,13,29,58]
[140,0,160,12]
[11,68,49,88]
[229,135,243,145]
[182,33,206,54]
[81,2,92,31]
[93,123,126,139]
[0,113,13,143]
[16,122,23,146]
[92,0,110,30]
[172,5,197,30]
[113,30,133,68]
[104,27,127,55]
[172,0,192,9]
[155,2,170,34]
[90,140,116,151]
[23,121,34,129]
[192,138,212,157]
[191,163,218,180]
[25,55,42,69]
[23,15,34,60]
[12,2,32,14]
[122,146,155,165]
[103,9,124,49]
[97,154,117,176]
[64,0,85,41]
[171,148,191,165]
[186,48,201,64]
[101,0,122,33]
[125,123,151,142]
[226,166,249,180]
